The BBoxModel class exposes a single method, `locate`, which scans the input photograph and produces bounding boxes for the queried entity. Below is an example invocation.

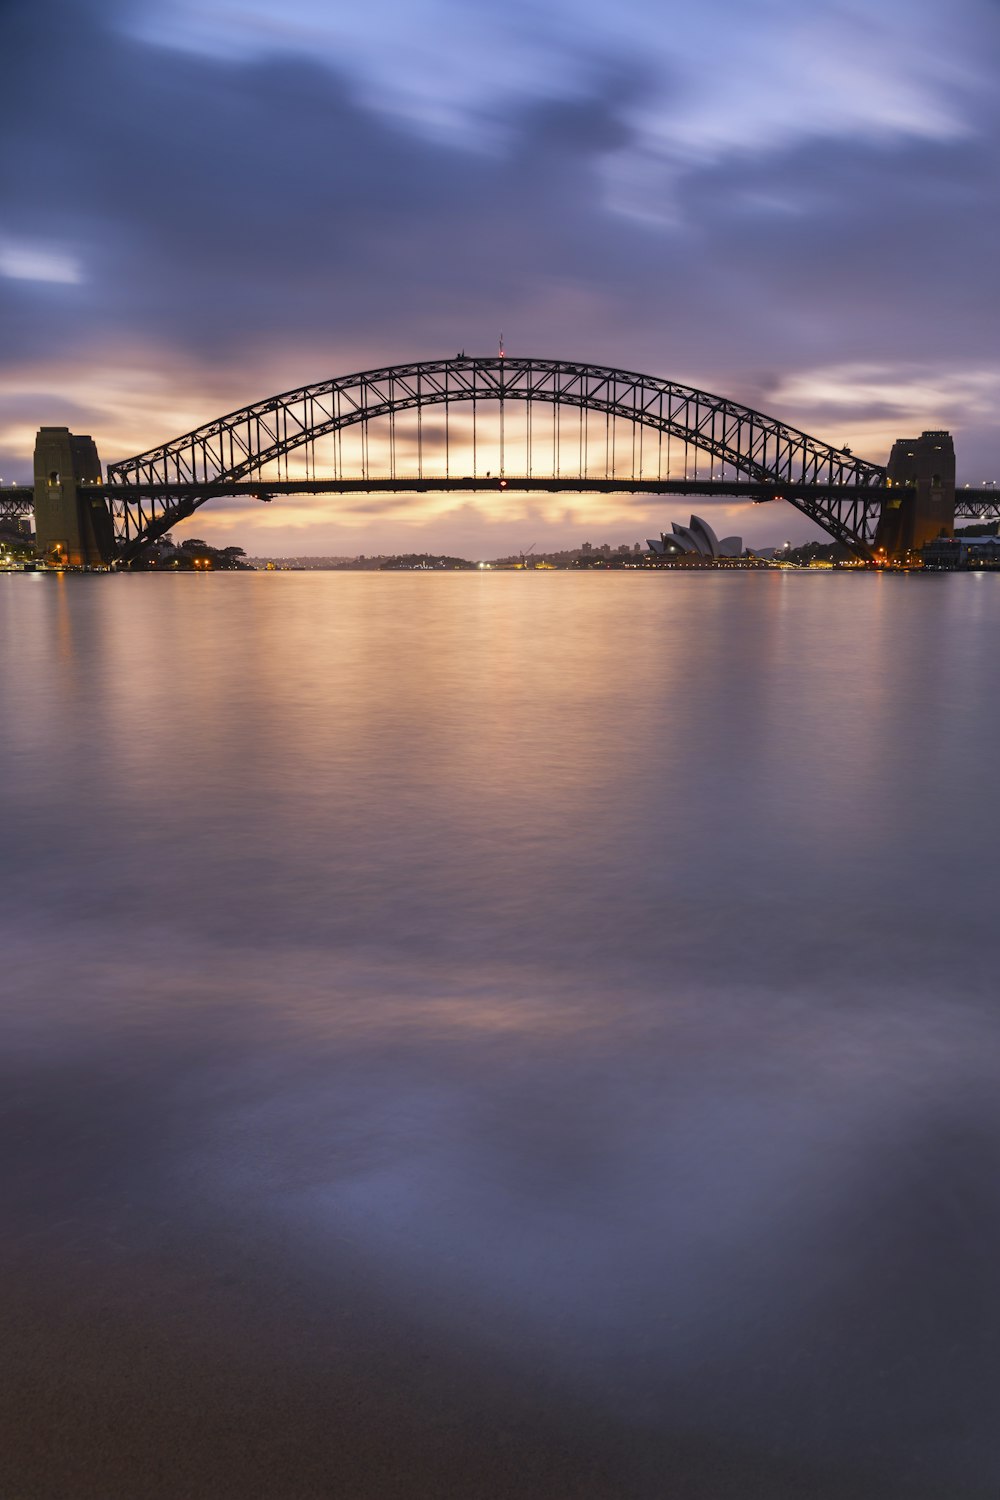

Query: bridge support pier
[33,428,114,567]
[874,431,955,561]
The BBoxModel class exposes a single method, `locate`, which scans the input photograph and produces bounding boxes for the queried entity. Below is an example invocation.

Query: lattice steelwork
[1,490,33,526]
[106,356,890,558]
[951,494,1000,524]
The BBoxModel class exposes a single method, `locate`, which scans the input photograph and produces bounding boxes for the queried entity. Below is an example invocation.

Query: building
[646,514,743,563]
[921,535,1000,570]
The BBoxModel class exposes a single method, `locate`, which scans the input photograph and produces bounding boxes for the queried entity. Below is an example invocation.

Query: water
[2,570,998,1497]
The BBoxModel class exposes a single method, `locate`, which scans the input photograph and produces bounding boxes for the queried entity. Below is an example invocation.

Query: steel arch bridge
[104,356,891,561]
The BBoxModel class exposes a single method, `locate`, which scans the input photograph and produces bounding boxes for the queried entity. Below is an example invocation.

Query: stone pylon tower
[33,428,115,566]
[874,431,955,560]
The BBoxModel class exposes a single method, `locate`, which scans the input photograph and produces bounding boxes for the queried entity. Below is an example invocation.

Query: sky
[2,0,998,555]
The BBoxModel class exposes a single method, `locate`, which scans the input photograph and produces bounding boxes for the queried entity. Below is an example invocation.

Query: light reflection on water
[1,571,999,1498]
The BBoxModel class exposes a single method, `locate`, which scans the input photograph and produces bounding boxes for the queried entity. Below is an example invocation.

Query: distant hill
[378,554,475,570]
[245,553,476,570]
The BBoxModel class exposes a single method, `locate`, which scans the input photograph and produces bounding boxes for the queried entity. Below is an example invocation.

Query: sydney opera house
[646,515,744,563]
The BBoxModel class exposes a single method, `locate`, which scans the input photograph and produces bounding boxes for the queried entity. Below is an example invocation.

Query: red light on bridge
[499,478,507,489]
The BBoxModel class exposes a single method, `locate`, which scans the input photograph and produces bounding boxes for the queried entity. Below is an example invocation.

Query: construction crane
[519,542,536,569]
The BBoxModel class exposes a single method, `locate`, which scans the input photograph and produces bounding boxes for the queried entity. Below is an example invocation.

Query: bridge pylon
[34,428,115,567]
[874,431,955,560]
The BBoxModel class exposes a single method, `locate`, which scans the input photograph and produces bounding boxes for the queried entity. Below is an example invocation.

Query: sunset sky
[3,0,998,555]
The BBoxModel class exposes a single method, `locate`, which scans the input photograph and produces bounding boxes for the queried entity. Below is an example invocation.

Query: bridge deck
[103,476,890,501]
[8,479,999,508]
[94,476,1000,519]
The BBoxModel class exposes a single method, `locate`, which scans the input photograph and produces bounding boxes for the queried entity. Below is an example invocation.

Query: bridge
[10,355,1000,566]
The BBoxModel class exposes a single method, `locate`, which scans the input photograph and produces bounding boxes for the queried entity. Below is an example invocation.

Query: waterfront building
[646,514,743,562]
[921,535,1000,570]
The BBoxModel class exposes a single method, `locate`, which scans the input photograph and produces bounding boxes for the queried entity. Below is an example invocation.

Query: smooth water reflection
[1,572,999,1497]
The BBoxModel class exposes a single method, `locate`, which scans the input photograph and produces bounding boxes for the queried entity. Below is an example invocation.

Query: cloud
[135,0,994,158]
[0,240,83,284]
[1,0,998,542]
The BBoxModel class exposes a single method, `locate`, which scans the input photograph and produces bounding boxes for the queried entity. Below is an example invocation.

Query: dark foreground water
[2,570,999,1498]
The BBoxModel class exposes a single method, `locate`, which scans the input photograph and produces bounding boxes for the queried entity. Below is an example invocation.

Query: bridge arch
[105,357,886,558]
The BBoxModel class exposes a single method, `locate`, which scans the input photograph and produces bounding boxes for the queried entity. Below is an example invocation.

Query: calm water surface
[2,571,999,1497]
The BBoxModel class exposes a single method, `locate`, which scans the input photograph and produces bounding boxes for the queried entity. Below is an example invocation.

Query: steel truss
[1,490,33,527]
[106,356,891,559]
[953,494,1000,524]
